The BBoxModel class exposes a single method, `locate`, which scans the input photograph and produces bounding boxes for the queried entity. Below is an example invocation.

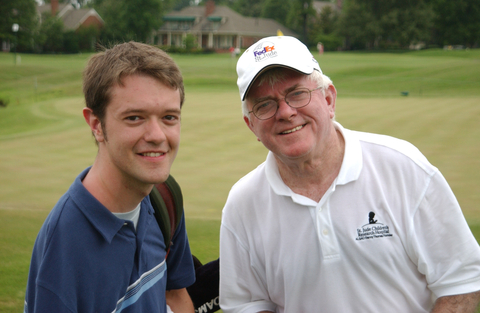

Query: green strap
[163,175,184,232]
[149,175,184,251]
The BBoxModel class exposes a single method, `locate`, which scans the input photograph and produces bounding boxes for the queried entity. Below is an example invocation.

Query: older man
[219,36,480,313]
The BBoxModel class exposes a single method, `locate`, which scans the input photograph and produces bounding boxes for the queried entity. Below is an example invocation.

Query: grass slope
[0,49,479,312]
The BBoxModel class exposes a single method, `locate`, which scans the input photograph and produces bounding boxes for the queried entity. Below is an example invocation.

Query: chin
[151,174,170,185]
[279,145,312,158]
[136,171,170,186]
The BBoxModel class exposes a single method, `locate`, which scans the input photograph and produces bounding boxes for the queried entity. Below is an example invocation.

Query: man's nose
[275,98,297,120]
[144,119,166,144]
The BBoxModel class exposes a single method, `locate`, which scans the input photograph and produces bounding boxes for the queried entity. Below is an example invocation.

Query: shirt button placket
[316,203,340,259]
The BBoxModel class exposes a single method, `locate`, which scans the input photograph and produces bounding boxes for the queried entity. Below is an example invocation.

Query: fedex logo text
[254,45,275,57]
[253,42,278,62]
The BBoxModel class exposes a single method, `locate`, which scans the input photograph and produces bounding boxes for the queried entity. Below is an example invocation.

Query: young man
[25,42,195,313]
[219,36,480,312]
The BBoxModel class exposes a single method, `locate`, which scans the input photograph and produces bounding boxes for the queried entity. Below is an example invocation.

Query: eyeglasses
[248,86,322,120]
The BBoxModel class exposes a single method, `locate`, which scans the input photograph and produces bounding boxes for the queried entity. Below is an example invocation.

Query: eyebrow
[284,84,302,94]
[120,107,181,116]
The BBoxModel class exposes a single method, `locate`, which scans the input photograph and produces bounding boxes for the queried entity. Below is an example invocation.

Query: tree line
[1,0,478,54]
[224,0,479,50]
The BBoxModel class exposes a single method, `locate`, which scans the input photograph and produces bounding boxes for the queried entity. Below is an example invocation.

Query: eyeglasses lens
[253,88,312,119]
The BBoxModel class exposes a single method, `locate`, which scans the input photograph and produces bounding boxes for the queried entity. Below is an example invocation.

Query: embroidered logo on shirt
[355,211,393,241]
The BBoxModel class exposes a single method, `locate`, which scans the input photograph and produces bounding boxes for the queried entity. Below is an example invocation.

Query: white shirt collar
[335,121,363,185]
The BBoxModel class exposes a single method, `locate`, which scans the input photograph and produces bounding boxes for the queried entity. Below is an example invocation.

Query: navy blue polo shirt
[25,168,195,313]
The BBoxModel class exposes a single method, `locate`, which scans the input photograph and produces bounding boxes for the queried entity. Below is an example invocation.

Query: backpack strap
[149,175,184,255]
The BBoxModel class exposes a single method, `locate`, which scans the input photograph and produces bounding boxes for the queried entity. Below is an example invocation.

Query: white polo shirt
[220,122,480,313]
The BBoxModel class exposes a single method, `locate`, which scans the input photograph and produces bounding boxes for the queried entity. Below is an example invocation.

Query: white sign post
[12,23,19,65]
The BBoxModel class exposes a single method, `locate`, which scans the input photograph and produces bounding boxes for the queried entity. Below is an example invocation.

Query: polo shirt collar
[334,121,363,185]
[265,121,363,203]
[68,167,153,243]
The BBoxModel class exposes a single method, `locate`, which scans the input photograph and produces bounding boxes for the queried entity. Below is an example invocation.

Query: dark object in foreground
[187,256,220,313]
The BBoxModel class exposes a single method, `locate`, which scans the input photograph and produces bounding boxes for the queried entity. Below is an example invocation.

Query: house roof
[37,3,104,31]
[37,3,70,16]
[62,8,104,30]
[160,5,298,37]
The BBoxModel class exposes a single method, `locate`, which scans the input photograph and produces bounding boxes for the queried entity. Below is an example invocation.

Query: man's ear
[244,115,262,142]
[243,115,254,131]
[324,84,337,119]
[83,108,105,143]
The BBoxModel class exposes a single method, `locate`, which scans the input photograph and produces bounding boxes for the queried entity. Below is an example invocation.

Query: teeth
[282,125,303,134]
[142,152,163,157]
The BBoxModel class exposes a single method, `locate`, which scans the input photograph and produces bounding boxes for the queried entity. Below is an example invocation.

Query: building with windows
[37,0,104,32]
[156,0,298,50]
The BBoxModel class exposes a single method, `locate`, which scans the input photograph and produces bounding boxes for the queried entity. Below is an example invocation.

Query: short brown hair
[83,41,185,124]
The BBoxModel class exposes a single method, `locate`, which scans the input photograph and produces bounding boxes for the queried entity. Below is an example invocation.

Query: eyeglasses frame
[248,86,323,120]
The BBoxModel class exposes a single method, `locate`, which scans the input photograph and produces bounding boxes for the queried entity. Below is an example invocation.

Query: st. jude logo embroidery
[253,41,278,62]
[355,211,393,241]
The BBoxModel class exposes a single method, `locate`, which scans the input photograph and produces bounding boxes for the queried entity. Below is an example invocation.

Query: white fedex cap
[236,36,322,100]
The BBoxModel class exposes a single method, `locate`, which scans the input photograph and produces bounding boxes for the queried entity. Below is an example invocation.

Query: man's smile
[280,124,305,135]
[139,152,165,157]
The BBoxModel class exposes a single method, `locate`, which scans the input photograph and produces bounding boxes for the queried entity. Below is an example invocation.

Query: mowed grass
[1,49,479,312]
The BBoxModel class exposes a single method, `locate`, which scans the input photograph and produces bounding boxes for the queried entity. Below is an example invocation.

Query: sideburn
[100,121,108,142]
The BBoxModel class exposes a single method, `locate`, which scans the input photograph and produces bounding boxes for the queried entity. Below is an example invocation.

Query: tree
[0,0,37,52]
[339,0,434,49]
[286,0,315,44]
[232,0,265,17]
[35,14,64,53]
[93,0,126,42]
[94,0,165,43]
[317,5,337,34]
[338,0,379,49]
[63,30,80,53]
[183,33,197,51]
[124,0,164,42]
[380,3,434,48]
[77,25,101,51]
[431,0,480,47]
[262,0,291,24]
[309,5,343,51]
